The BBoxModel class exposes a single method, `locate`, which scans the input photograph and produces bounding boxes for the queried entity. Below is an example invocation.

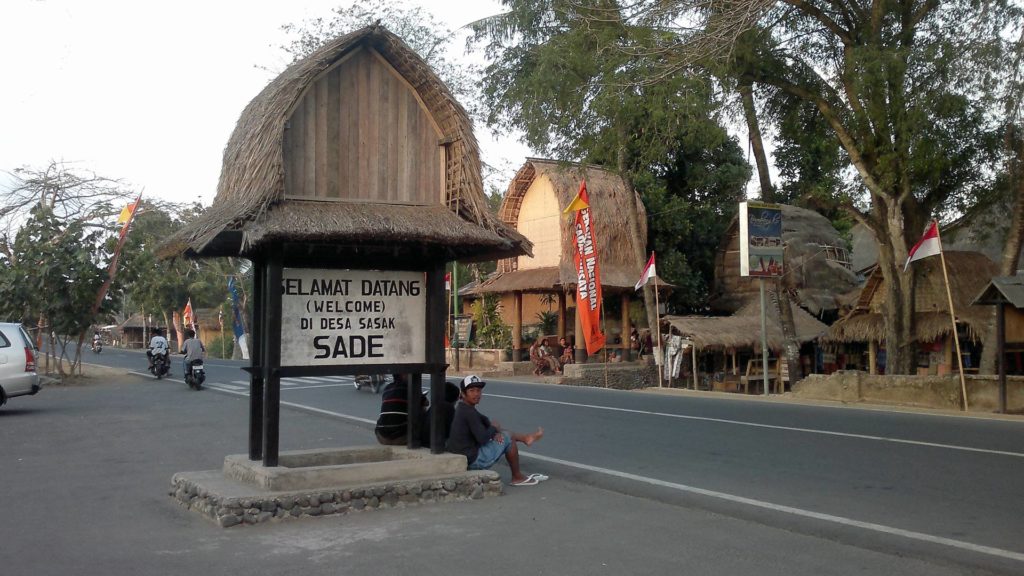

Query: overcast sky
[0,0,532,206]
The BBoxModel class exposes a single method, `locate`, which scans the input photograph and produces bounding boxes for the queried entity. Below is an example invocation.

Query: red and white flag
[635,252,656,291]
[904,220,942,271]
[444,272,451,291]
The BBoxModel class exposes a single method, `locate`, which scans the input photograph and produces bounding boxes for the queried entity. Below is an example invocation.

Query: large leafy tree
[478,0,1020,374]
[0,162,133,374]
[471,1,750,326]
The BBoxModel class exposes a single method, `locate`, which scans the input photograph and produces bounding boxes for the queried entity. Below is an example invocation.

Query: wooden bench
[740,358,780,394]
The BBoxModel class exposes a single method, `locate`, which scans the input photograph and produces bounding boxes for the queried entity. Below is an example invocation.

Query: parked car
[0,322,41,407]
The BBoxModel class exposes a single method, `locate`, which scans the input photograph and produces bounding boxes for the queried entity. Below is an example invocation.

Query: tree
[471,1,750,331]
[0,162,134,374]
[479,1,1019,374]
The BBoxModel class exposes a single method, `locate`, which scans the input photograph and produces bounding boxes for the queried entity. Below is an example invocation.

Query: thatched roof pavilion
[164,24,529,264]
[473,158,660,294]
[712,204,859,317]
[662,298,829,352]
[827,251,998,343]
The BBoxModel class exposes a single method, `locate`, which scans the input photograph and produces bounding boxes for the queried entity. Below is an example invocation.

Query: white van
[0,322,41,407]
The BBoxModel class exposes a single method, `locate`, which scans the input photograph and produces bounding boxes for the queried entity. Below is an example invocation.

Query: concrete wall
[446,348,504,372]
[793,371,1024,413]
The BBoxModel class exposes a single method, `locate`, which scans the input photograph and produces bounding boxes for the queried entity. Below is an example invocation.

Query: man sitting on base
[447,375,546,486]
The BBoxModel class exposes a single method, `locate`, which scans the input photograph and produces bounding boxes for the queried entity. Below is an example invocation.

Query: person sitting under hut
[419,379,461,448]
[446,375,546,486]
[558,337,574,365]
[374,374,426,446]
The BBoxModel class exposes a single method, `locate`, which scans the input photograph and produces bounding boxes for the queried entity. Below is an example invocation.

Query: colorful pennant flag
[569,180,606,354]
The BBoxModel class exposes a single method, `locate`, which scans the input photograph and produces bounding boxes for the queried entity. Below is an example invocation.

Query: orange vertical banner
[567,180,606,354]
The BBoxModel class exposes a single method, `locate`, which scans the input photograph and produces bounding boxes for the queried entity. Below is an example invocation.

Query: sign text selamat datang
[280,269,426,366]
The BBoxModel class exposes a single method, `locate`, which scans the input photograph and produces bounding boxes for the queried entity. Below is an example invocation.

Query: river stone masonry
[170,469,503,528]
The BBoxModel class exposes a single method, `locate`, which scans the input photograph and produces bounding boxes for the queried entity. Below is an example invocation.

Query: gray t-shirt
[182,338,205,362]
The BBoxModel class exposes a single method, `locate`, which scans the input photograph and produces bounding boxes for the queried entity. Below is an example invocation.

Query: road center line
[202,384,1023,563]
[489,394,1024,459]
[521,451,1024,563]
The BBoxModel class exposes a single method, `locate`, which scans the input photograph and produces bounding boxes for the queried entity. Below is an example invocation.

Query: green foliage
[0,205,106,335]
[206,333,235,360]
[534,310,558,335]
[470,293,511,350]
[472,1,750,311]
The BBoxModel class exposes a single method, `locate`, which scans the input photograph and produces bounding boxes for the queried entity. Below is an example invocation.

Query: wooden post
[248,257,265,461]
[998,301,1006,414]
[760,278,770,396]
[513,291,523,361]
[558,292,567,339]
[692,345,699,390]
[426,264,447,452]
[621,292,631,360]
[934,224,969,411]
[261,247,283,467]
[407,373,422,450]
[868,340,877,375]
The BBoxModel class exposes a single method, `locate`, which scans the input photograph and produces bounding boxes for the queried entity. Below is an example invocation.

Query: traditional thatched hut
[164,24,529,264]
[163,24,531,464]
[826,251,998,375]
[712,204,859,319]
[470,158,664,359]
[661,297,829,388]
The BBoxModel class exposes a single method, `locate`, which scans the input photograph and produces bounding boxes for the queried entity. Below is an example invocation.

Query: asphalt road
[4,347,1023,575]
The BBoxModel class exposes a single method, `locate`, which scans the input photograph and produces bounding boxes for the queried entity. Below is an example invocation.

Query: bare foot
[524,427,544,446]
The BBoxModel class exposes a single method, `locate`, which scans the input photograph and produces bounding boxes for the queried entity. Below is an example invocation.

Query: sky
[0,0,533,206]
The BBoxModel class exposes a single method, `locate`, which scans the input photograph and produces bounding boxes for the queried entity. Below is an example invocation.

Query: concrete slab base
[170,446,503,528]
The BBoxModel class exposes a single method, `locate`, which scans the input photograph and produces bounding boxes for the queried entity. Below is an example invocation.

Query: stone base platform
[170,446,503,528]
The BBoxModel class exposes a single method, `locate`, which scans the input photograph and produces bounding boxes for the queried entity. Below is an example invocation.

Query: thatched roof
[473,159,660,293]
[164,24,529,262]
[712,204,859,316]
[826,251,998,343]
[661,297,829,351]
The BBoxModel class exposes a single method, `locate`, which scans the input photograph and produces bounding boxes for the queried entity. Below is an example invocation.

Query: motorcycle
[91,340,102,354]
[354,374,387,394]
[184,359,206,390]
[150,350,169,379]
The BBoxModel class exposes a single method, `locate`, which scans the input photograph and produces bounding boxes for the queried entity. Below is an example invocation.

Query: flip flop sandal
[528,473,549,482]
[511,477,539,486]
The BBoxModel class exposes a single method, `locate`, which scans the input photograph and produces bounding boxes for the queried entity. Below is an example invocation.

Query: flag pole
[934,222,969,411]
[654,273,663,388]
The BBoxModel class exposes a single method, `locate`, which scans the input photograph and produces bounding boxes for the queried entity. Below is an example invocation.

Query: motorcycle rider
[147,328,169,373]
[180,328,205,378]
[92,331,102,351]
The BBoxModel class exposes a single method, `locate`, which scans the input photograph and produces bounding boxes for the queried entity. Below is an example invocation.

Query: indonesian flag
[904,220,942,271]
[635,252,656,291]
[183,298,195,329]
[445,272,451,291]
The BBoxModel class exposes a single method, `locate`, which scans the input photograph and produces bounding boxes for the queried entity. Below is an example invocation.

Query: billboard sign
[280,268,426,366]
[739,201,784,277]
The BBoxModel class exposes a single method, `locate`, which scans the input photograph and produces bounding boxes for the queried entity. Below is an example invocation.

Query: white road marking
[205,385,375,424]
[201,384,1024,562]
[216,384,246,391]
[489,394,1024,459]
[522,451,1024,563]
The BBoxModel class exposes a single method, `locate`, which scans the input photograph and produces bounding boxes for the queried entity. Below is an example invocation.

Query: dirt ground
[41,362,131,386]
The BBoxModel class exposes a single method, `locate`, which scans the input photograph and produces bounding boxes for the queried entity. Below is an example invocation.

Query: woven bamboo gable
[474,159,658,293]
[164,24,529,263]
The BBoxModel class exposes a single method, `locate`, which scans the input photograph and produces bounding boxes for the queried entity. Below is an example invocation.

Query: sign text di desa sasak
[280,269,426,366]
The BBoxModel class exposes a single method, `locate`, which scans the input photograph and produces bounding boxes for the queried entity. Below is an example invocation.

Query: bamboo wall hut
[470,158,665,359]
[712,204,860,319]
[163,24,529,265]
[661,297,829,388]
[826,251,998,375]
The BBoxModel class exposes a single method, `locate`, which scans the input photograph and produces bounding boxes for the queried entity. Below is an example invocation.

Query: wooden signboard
[280,268,426,366]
